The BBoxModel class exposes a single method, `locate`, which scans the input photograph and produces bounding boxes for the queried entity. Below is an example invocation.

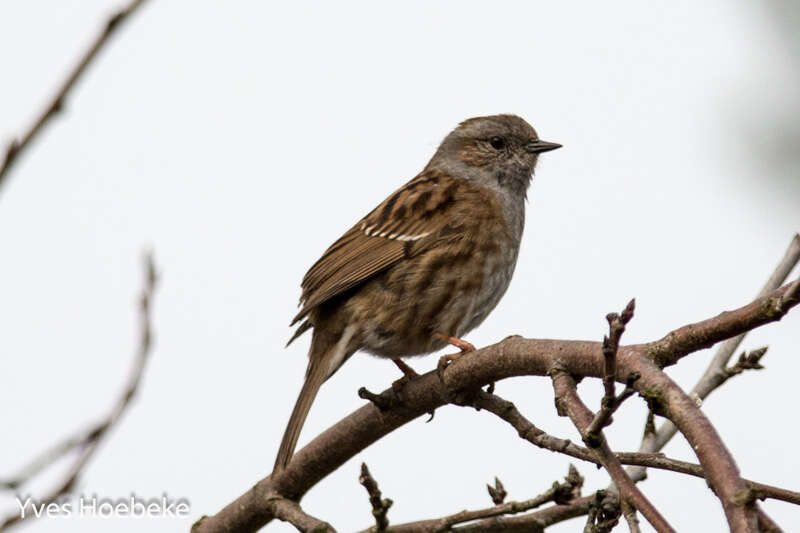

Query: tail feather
[273,360,329,471]
[286,320,312,348]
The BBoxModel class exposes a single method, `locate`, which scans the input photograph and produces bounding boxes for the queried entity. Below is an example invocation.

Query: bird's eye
[489,136,505,150]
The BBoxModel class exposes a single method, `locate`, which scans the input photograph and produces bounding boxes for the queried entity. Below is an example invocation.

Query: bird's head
[427,114,561,195]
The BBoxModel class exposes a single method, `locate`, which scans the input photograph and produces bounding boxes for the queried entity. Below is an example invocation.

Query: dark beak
[525,139,562,154]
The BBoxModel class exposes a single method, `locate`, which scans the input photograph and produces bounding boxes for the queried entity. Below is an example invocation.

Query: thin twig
[621,499,641,533]
[361,495,595,533]
[722,347,768,380]
[585,300,637,444]
[359,463,392,532]
[0,421,105,491]
[486,477,507,505]
[358,387,395,411]
[0,0,150,194]
[468,390,800,506]
[266,494,335,533]
[583,490,621,533]
[0,252,158,531]
[358,465,583,533]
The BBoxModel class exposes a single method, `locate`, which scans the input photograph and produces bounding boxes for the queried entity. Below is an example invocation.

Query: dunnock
[275,114,560,470]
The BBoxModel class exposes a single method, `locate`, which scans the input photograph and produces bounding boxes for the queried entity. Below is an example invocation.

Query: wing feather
[290,171,466,325]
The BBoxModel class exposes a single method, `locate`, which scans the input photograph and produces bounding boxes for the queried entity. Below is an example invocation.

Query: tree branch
[551,371,676,533]
[0,252,159,531]
[620,499,641,533]
[755,505,784,533]
[358,465,583,533]
[266,494,335,533]
[192,279,799,533]
[359,463,392,532]
[628,234,800,506]
[582,490,621,533]
[486,477,507,505]
[465,391,800,506]
[585,299,636,445]
[417,494,596,533]
[0,0,150,195]
[645,236,800,369]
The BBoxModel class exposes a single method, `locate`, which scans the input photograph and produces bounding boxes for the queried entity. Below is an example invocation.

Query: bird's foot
[437,352,462,383]
[435,334,476,384]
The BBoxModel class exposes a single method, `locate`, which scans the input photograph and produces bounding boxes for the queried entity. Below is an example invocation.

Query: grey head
[426,114,561,197]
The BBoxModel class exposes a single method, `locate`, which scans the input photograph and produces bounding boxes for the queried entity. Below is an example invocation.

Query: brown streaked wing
[290,171,464,325]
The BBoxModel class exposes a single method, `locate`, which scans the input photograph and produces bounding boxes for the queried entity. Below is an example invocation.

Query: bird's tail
[273,357,330,472]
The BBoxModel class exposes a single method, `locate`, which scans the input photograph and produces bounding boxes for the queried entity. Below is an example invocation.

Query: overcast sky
[1,2,799,532]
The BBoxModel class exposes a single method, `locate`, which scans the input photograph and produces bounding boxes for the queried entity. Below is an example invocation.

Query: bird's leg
[392,358,420,379]
[438,335,476,353]
[391,358,420,392]
[390,358,435,419]
[434,333,476,382]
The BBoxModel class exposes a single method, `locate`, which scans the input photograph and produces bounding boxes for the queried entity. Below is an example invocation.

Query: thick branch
[631,234,800,483]
[755,505,784,533]
[646,272,800,369]
[192,280,799,533]
[0,0,150,194]
[623,235,799,533]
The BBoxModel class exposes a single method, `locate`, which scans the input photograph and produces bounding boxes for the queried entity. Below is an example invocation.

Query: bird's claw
[437,351,462,384]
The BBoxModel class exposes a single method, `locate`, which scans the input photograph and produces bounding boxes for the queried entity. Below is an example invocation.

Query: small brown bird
[275,114,560,470]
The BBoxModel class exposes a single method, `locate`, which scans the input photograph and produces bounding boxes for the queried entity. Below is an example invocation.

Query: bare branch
[266,494,335,533]
[585,299,637,445]
[0,252,159,531]
[621,500,641,533]
[358,387,395,411]
[551,371,677,533]
[630,234,800,483]
[373,495,596,533]
[583,490,621,533]
[0,0,150,194]
[486,477,507,505]
[723,347,768,380]
[755,505,784,533]
[647,235,800,370]
[467,390,800,506]
[192,280,800,533]
[359,464,583,533]
[0,421,106,491]
[359,463,392,532]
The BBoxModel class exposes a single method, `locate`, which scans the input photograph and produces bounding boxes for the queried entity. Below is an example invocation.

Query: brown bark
[192,280,799,533]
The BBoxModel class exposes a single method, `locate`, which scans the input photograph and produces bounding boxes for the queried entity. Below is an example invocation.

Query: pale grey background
[1,1,799,532]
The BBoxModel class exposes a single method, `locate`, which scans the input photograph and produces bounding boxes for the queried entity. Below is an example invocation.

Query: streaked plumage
[275,114,560,470]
